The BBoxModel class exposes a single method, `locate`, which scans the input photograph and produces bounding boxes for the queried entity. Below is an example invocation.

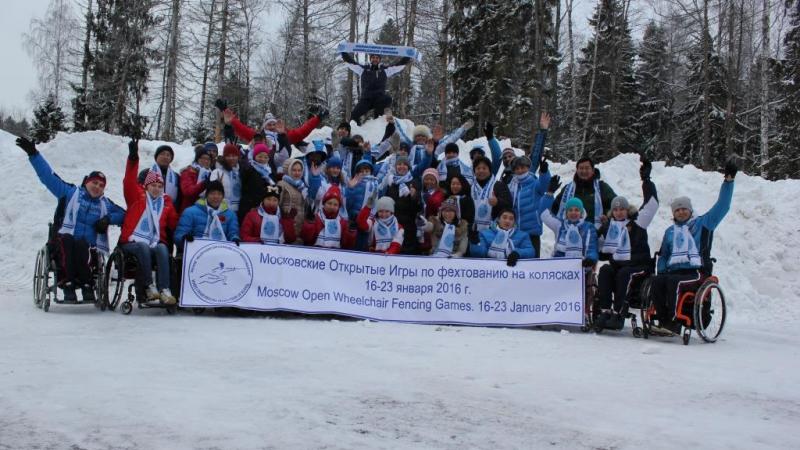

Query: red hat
[144,170,164,188]
[252,143,270,159]
[322,185,342,207]
[83,171,107,186]
[223,143,240,158]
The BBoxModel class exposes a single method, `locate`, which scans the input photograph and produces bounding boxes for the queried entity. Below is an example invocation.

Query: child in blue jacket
[469,209,535,266]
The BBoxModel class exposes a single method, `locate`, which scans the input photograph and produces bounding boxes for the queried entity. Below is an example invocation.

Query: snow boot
[160,289,176,306]
[62,286,78,302]
[145,284,160,301]
[605,313,625,331]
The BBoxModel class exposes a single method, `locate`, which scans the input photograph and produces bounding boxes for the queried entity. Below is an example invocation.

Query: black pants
[351,94,392,125]
[598,264,650,313]
[650,270,702,320]
[529,234,541,258]
[55,233,93,287]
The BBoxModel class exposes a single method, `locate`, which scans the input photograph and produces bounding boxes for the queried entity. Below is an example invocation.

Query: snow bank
[2,120,798,322]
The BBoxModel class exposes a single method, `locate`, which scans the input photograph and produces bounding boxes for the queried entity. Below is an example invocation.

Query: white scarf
[668,223,702,267]
[130,193,164,248]
[257,206,283,244]
[192,163,211,184]
[556,221,587,258]
[472,178,496,231]
[437,157,474,185]
[508,172,532,220]
[251,161,275,185]
[391,172,413,197]
[203,206,227,241]
[487,226,516,259]
[59,188,110,255]
[283,176,309,199]
[151,163,178,203]
[315,212,342,248]
[216,166,241,211]
[361,175,379,209]
[558,179,604,230]
[602,220,631,261]
[433,222,457,257]
[374,215,399,251]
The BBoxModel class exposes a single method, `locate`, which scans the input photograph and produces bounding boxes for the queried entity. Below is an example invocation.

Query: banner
[337,41,423,62]
[180,240,584,327]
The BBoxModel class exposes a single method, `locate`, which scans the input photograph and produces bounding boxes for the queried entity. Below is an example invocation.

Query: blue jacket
[486,136,504,175]
[539,195,599,261]
[175,199,240,247]
[470,222,536,259]
[346,179,371,219]
[29,153,125,245]
[510,131,550,236]
[657,180,734,274]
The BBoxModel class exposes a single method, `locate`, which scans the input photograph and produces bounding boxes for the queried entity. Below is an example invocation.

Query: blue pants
[122,242,171,291]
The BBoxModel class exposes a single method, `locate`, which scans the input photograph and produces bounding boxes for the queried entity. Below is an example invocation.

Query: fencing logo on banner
[188,243,254,304]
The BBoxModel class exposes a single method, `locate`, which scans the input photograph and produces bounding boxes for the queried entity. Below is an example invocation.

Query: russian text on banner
[180,240,584,327]
[337,41,422,62]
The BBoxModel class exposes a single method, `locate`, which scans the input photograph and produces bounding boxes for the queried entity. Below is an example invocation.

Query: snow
[1,123,799,449]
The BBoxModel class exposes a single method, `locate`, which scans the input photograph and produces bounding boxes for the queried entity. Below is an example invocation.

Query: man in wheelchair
[121,140,180,305]
[648,160,736,334]
[18,137,125,302]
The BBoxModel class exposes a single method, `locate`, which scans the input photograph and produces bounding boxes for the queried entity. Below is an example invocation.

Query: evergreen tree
[634,21,675,162]
[775,1,800,179]
[30,94,67,143]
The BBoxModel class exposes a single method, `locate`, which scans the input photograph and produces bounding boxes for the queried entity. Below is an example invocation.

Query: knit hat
[326,155,343,169]
[376,196,395,213]
[263,112,277,125]
[444,143,460,155]
[204,141,218,153]
[472,155,492,171]
[398,141,411,153]
[322,185,343,206]
[223,143,240,158]
[469,145,486,158]
[422,168,439,184]
[502,147,516,158]
[671,196,693,213]
[206,180,225,196]
[143,170,164,188]
[395,155,411,169]
[193,145,209,162]
[610,196,630,211]
[263,185,282,200]
[154,145,174,160]
[337,122,351,133]
[252,143,270,159]
[512,156,532,170]
[83,171,107,187]
[565,197,585,213]
[439,197,459,216]
[412,125,432,139]
[355,158,374,173]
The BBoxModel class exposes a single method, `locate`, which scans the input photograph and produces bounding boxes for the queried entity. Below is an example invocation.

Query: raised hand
[432,124,445,142]
[539,154,549,174]
[222,109,234,125]
[462,119,475,131]
[539,112,551,130]
[484,122,495,140]
[640,155,652,180]
[15,137,37,156]
[425,138,435,154]
[275,119,286,134]
[128,139,139,160]
[724,158,738,180]
[214,98,228,111]
[547,174,562,194]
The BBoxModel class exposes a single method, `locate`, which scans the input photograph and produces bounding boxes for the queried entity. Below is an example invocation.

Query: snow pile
[1,120,798,323]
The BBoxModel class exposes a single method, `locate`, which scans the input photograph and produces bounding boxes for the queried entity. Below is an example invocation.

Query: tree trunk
[439,0,449,129]
[568,0,577,160]
[345,0,357,121]
[302,0,310,109]
[215,0,230,142]
[723,0,737,157]
[760,0,770,177]
[702,0,712,169]
[400,0,417,117]
[199,0,216,131]
[77,0,94,130]
[163,0,181,141]
[579,0,602,157]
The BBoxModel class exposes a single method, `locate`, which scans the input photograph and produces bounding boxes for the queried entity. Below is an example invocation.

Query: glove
[232,238,241,247]
[185,235,195,242]
[547,175,561,194]
[15,137,37,156]
[640,157,652,180]
[462,119,475,131]
[128,139,139,160]
[506,251,520,267]
[539,155,549,174]
[94,216,110,234]
[468,230,480,245]
[582,259,596,268]
[315,106,330,121]
[366,192,377,209]
[483,122,495,140]
[223,124,236,143]
[724,159,738,179]
[305,205,316,222]
[214,98,227,111]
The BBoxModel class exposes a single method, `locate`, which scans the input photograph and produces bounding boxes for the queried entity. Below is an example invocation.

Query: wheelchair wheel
[121,301,133,315]
[94,253,107,311]
[105,249,127,312]
[639,277,655,339]
[581,271,598,332]
[33,247,46,308]
[693,279,726,343]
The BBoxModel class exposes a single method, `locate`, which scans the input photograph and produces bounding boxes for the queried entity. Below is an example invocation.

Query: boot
[605,313,625,331]
[81,285,96,303]
[145,283,160,301]
[160,289,176,305]
[62,286,78,302]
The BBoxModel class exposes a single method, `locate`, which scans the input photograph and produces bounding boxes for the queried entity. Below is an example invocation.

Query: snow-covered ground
[1,123,799,449]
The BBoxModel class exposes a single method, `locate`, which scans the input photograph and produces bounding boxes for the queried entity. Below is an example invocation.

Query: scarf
[508,172,532,220]
[152,163,178,203]
[433,222,457,257]
[59,188,110,254]
[668,222,702,267]
[391,172,413,197]
[203,206,227,241]
[283,175,309,200]
[361,175,379,209]
[130,193,164,248]
[251,161,275,185]
[558,179,604,229]
[602,220,631,261]
[374,215,399,251]
[315,212,342,248]
[472,178,496,231]
[192,163,211,184]
[437,157,474,185]
[216,166,241,212]
[556,221,587,258]
[487,226,516,259]
[257,206,282,244]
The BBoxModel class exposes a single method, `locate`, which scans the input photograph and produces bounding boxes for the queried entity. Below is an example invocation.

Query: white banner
[337,41,423,62]
[180,240,585,327]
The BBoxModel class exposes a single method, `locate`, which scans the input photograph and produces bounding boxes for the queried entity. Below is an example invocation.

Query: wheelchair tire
[121,301,133,315]
[693,279,726,343]
[33,247,46,308]
[105,249,127,312]
[639,277,655,340]
[94,254,106,311]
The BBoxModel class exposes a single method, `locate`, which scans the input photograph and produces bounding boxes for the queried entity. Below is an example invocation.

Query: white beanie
[376,196,395,214]
[412,125,432,139]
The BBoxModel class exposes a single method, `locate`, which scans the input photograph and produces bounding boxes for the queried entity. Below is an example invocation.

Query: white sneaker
[160,289,176,305]
[146,284,160,300]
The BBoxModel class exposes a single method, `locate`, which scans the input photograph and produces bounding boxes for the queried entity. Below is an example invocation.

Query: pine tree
[775,1,800,178]
[30,94,67,143]
[634,21,675,162]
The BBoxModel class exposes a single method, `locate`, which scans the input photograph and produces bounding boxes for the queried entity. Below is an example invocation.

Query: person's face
[514,165,529,176]
[442,210,456,223]
[337,127,349,138]
[503,152,515,166]
[146,181,164,198]
[576,161,594,181]
[208,150,218,162]
[84,180,105,198]
[397,147,409,157]
[369,55,381,65]
[308,153,323,166]
[197,154,211,169]
[414,134,427,145]
[449,177,463,194]
[445,150,458,160]
[470,151,483,162]
[358,166,372,177]
[377,210,392,219]
[327,166,342,178]
[254,152,269,164]
[262,196,279,210]
[673,207,691,222]
[354,137,364,147]
[265,121,277,132]
[224,154,239,167]
[395,163,409,176]
[422,176,437,190]
[290,163,303,179]
[566,206,582,222]
[207,191,223,209]
[323,198,340,215]
[156,152,173,167]
[498,212,515,230]
[612,206,629,221]
[474,163,490,181]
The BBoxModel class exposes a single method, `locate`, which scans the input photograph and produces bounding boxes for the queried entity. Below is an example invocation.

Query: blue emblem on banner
[188,243,254,305]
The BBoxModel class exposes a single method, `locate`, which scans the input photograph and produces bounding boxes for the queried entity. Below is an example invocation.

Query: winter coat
[512,170,551,236]
[598,179,658,268]
[427,217,469,257]
[238,159,278,224]
[385,179,422,253]
[341,53,411,99]
[657,180,734,274]
[120,158,179,245]
[469,223,536,259]
[356,207,403,254]
[276,179,307,243]
[540,195,599,262]
[29,153,125,246]
[174,199,240,247]
[422,188,446,218]
[230,114,320,145]
[240,208,297,244]
[471,177,513,222]
[552,173,618,225]
[300,214,356,248]
[179,165,209,213]
[138,166,181,206]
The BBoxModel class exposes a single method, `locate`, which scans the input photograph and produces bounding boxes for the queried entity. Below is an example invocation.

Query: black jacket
[341,53,411,99]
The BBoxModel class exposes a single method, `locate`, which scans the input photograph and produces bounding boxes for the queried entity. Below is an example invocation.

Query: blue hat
[565,197,584,213]
[312,139,325,152]
[203,141,218,153]
[355,158,374,173]
[326,155,342,169]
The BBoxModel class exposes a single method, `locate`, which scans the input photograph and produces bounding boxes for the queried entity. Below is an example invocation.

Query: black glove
[640,157,652,180]
[185,235,195,243]
[468,230,480,245]
[483,122,495,140]
[15,137,38,156]
[214,98,227,111]
[724,159,738,179]
[128,139,139,160]
[315,106,330,121]
[94,216,110,234]
[223,124,236,143]
[506,251,520,267]
[539,155,549,174]
[548,175,561,194]
[582,259,596,268]
[305,205,316,222]
[232,238,241,247]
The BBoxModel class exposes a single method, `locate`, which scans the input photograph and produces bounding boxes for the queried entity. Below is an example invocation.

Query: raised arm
[529,113,551,173]
[341,53,364,76]
[435,119,474,156]
[27,151,73,199]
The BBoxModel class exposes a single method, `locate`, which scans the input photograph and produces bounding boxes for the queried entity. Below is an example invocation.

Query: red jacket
[179,165,207,213]
[300,214,355,249]
[356,207,402,254]
[121,158,179,245]
[240,208,297,244]
[231,115,320,145]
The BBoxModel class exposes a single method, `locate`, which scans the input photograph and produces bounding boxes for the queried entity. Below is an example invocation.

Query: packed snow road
[1,288,797,450]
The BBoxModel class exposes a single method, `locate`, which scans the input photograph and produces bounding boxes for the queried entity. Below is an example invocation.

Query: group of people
[16,51,737,333]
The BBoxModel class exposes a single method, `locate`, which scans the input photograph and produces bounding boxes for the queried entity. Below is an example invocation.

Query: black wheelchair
[32,224,108,312]
[590,265,652,338]
[103,245,180,315]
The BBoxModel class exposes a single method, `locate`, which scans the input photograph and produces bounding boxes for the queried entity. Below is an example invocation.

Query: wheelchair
[32,225,107,312]
[103,245,178,315]
[639,257,727,345]
[591,265,652,338]
[581,266,599,332]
